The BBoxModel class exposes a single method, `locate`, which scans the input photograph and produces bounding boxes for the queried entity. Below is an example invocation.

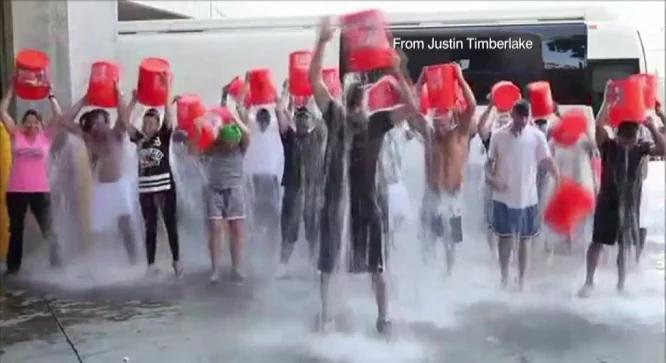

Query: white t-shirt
[243,105,285,180]
[488,124,551,209]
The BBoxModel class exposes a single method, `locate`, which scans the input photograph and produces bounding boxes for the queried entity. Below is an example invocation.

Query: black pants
[139,189,179,264]
[6,192,53,271]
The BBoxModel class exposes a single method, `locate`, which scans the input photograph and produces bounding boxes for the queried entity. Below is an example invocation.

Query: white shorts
[92,177,134,233]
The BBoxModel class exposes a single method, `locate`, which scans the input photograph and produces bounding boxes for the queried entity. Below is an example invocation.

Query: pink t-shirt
[7,131,52,193]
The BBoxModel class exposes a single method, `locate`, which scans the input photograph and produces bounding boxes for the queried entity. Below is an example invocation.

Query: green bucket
[220,124,242,143]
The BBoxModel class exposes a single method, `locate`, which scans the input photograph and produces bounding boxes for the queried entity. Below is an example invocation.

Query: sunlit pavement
[1,236,664,363]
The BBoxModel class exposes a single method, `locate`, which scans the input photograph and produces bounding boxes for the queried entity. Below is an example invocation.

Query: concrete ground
[1,235,663,363]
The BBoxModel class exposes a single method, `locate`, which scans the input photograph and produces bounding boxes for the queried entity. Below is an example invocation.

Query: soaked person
[128,76,182,278]
[414,64,477,277]
[476,98,512,258]
[275,81,327,278]
[311,17,420,336]
[579,83,665,297]
[60,84,138,264]
[487,100,559,290]
[1,81,62,274]
[195,86,251,284]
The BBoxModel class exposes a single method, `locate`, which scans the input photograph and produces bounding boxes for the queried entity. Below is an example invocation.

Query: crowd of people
[2,16,665,337]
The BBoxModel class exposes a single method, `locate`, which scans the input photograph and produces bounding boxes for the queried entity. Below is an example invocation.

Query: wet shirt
[281,122,327,191]
[322,101,348,202]
[597,139,651,243]
[207,146,244,190]
[131,124,173,193]
[8,131,52,193]
[349,111,394,198]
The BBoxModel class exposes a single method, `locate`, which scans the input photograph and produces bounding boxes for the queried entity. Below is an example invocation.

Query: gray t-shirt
[207,147,244,189]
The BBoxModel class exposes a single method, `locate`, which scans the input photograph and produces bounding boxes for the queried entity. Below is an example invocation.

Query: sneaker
[172,261,184,278]
[145,265,159,278]
[209,269,221,283]
[275,263,289,280]
[231,270,246,286]
[376,319,392,338]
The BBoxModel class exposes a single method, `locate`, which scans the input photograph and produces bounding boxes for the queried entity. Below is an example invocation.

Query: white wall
[11,0,117,110]
[117,28,339,106]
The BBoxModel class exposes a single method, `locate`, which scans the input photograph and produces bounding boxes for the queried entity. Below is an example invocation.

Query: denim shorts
[492,201,540,239]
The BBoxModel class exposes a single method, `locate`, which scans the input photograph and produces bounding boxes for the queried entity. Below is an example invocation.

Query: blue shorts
[492,201,540,238]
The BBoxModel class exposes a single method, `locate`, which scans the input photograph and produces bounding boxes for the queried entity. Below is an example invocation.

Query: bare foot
[578,284,593,298]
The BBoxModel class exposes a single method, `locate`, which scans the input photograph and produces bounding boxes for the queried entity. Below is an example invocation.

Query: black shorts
[281,185,319,245]
[318,187,386,274]
[592,201,640,246]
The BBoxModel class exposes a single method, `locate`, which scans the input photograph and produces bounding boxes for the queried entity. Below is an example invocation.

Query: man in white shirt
[487,100,559,290]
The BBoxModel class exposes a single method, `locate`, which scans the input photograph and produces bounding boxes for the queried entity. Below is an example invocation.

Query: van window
[588,60,640,113]
[339,23,588,107]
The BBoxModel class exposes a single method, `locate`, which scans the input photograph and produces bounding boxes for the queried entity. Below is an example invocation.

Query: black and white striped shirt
[131,124,174,194]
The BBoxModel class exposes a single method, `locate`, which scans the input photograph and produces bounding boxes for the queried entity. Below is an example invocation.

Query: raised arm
[113,81,130,133]
[595,80,613,146]
[646,105,666,156]
[235,73,251,126]
[59,94,86,135]
[234,110,251,154]
[310,17,334,114]
[275,79,291,134]
[454,64,477,133]
[163,72,176,130]
[477,95,495,142]
[0,82,17,135]
[389,51,419,126]
[43,88,64,137]
[46,85,63,124]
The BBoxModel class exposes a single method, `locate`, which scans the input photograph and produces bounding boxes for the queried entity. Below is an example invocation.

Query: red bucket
[551,109,588,147]
[289,51,313,96]
[248,69,277,106]
[176,94,206,134]
[544,178,596,235]
[341,9,394,72]
[425,64,458,111]
[608,76,646,127]
[367,76,401,114]
[491,81,521,112]
[322,67,342,99]
[137,57,171,107]
[14,49,51,100]
[197,108,228,151]
[637,73,659,110]
[88,61,120,108]
[528,81,554,118]
[228,76,245,100]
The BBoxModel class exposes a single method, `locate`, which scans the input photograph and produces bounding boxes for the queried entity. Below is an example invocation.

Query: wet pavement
[1,238,664,363]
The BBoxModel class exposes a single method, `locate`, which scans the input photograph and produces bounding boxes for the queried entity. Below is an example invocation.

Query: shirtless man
[414,65,477,276]
[60,83,137,264]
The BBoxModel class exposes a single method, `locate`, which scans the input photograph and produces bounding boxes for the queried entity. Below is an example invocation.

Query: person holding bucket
[413,62,477,277]
[59,81,138,265]
[487,100,559,290]
[1,78,63,274]
[310,17,420,336]
[476,95,513,260]
[128,72,183,278]
[193,81,251,285]
[275,78,328,279]
[579,82,665,297]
